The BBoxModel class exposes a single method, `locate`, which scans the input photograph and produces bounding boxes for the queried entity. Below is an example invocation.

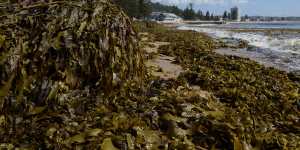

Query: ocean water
[221,22,300,29]
[178,22,300,72]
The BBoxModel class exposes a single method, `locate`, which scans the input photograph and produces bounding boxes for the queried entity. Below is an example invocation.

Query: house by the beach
[150,12,183,23]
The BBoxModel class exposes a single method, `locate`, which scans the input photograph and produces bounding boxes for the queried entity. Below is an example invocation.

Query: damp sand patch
[146,54,183,80]
[143,40,183,80]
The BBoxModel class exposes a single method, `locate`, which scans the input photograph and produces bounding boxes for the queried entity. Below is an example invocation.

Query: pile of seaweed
[0,1,299,149]
[0,1,146,149]
[137,21,300,149]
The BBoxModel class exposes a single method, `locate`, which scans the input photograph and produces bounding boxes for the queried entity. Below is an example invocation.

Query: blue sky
[151,0,300,17]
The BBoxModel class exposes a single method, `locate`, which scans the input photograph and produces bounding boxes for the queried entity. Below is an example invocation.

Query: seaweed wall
[0,1,145,147]
[0,0,144,107]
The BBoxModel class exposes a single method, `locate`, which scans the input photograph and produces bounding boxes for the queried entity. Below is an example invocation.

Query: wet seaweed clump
[0,0,145,148]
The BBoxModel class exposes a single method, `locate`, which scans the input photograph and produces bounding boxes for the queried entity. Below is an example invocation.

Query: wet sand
[141,35,183,80]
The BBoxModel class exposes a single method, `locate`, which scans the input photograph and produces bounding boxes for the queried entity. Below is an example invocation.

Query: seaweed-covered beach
[0,1,299,149]
[137,21,300,149]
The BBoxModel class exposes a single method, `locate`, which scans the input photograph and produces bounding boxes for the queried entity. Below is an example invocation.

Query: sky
[151,0,300,17]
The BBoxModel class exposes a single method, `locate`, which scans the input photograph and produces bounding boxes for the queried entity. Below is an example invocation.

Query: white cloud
[151,0,248,5]
[232,0,249,4]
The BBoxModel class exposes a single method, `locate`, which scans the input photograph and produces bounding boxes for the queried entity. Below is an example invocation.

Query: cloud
[151,0,248,5]
[232,0,249,4]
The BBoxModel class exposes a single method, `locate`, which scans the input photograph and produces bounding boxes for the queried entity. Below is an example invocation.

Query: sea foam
[178,25,300,72]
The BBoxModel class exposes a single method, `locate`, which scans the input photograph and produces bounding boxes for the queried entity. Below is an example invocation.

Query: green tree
[150,3,184,17]
[214,16,220,21]
[182,3,196,20]
[205,11,210,20]
[196,10,203,20]
[113,0,151,19]
[138,0,151,19]
[228,13,231,20]
[170,5,183,17]
[210,13,214,20]
[113,0,138,18]
[223,11,228,19]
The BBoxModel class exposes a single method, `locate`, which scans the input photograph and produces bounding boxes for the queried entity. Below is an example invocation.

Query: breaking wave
[178,25,300,72]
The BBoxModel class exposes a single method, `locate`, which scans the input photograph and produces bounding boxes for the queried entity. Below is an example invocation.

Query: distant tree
[138,0,151,19]
[210,13,214,20]
[113,0,152,19]
[150,2,184,17]
[228,13,231,20]
[182,7,190,20]
[189,3,193,9]
[113,0,139,18]
[223,11,228,19]
[205,11,210,20]
[196,10,203,20]
[241,14,249,21]
[170,6,183,16]
[214,16,220,21]
[189,3,196,19]
[182,3,196,20]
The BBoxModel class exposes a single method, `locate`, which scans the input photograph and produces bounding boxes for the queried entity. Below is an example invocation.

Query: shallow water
[178,22,300,72]
[222,22,300,30]
[215,48,300,72]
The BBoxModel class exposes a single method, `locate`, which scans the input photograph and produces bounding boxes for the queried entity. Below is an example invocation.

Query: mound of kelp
[0,0,145,105]
[0,0,145,148]
[137,22,300,149]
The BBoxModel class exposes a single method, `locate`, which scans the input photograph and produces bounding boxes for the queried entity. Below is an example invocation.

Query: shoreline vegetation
[0,1,299,149]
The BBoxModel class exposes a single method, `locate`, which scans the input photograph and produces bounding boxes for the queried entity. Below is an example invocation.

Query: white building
[150,12,182,23]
